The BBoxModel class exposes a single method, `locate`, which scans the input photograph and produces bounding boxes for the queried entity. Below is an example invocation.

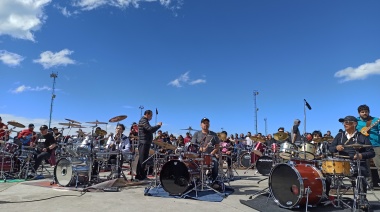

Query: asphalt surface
[1,161,380,212]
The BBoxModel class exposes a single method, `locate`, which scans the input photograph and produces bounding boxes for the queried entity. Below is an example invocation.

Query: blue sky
[1,0,380,138]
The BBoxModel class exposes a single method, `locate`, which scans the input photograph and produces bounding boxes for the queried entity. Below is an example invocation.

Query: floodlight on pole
[48,72,58,128]
[139,105,144,117]
[253,90,259,134]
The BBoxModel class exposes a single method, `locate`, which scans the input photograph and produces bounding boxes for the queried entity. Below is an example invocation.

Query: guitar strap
[366,117,373,127]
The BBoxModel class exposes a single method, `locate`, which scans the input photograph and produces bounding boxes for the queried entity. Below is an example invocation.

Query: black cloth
[135,116,161,180]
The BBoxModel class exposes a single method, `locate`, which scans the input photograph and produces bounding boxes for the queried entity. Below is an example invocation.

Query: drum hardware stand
[243,150,258,175]
[0,150,12,181]
[182,155,225,198]
[143,145,162,195]
[18,151,37,180]
[352,149,369,211]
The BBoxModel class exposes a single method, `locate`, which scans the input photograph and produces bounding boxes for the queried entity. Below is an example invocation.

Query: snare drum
[298,143,316,160]
[252,142,266,157]
[279,142,297,160]
[321,158,351,176]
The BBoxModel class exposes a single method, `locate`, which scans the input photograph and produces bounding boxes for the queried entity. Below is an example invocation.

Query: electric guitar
[360,118,380,136]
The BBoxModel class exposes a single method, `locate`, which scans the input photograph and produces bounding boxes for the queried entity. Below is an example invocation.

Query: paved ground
[1,163,380,212]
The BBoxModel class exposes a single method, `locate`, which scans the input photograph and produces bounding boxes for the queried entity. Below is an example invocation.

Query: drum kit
[144,136,231,197]
[249,133,374,211]
[0,121,26,181]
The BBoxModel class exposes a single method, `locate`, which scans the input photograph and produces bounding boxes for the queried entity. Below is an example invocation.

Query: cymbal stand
[144,146,162,194]
[322,175,351,208]
[352,150,368,211]
[243,147,258,175]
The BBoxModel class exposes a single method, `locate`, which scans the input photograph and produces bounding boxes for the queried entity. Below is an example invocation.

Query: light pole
[264,118,267,135]
[253,90,259,134]
[48,72,58,128]
[139,105,144,117]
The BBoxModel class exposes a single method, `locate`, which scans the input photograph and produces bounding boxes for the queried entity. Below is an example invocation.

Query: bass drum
[269,163,325,209]
[255,156,273,175]
[240,151,260,168]
[54,157,90,187]
[160,160,200,195]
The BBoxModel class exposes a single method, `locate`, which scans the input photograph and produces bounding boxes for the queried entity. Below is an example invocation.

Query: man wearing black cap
[52,127,62,141]
[328,116,375,209]
[31,125,57,177]
[191,117,220,182]
[18,124,37,146]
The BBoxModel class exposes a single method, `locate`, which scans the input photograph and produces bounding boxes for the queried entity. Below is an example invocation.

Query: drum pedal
[103,187,120,192]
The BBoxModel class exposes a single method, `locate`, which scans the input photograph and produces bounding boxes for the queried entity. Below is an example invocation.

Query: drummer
[328,115,374,209]
[0,117,9,142]
[191,117,220,182]
[106,124,132,175]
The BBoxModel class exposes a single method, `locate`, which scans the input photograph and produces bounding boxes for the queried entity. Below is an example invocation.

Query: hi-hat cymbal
[153,139,176,150]
[344,143,372,149]
[273,132,288,141]
[59,123,81,127]
[65,118,81,124]
[95,129,107,136]
[334,154,350,159]
[250,136,266,143]
[71,125,86,128]
[7,121,25,128]
[109,115,127,123]
[86,120,108,125]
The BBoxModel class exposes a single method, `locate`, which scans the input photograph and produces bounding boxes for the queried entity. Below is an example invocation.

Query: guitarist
[18,123,37,146]
[356,104,380,188]
[30,125,57,178]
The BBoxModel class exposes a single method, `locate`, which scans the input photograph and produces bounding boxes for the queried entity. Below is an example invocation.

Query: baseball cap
[28,123,35,128]
[201,117,210,123]
[338,116,357,123]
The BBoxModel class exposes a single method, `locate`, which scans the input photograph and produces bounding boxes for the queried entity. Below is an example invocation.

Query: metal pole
[264,118,267,135]
[139,105,144,117]
[48,72,58,128]
[304,102,306,135]
[253,90,259,134]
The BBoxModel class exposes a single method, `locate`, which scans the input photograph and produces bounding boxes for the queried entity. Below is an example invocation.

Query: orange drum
[270,163,325,209]
[202,154,212,167]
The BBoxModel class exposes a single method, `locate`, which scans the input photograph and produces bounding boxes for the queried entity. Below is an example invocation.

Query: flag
[156,108,158,115]
[304,99,312,110]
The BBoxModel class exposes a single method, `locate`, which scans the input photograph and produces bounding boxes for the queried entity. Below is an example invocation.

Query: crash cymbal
[312,136,333,143]
[71,125,86,128]
[65,118,81,124]
[59,122,81,127]
[344,143,372,149]
[86,120,108,125]
[180,126,199,132]
[95,129,107,136]
[109,115,127,123]
[217,132,227,141]
[153,140,176,150]
[7,121,25,128]
[250,136,266,143]
[273,132,289,141]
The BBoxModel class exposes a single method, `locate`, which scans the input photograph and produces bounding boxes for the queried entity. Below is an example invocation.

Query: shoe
[360,198,371,210]
[27,174,36,179]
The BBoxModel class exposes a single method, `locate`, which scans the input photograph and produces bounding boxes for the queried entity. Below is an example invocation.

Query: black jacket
[138,116,161,145]
[329,131,375,163]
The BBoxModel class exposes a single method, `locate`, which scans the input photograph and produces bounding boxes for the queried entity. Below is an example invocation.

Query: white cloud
[0,50,24,67]
[0,0,51,41]
[189,79,206,85]
[33,49,76,69]
[10,85,51,94]
[334,59,380,82]
[71,0,183,11]
[168,71,206,87]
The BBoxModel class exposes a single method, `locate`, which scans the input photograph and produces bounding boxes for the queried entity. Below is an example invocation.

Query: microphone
[304,99,312,110]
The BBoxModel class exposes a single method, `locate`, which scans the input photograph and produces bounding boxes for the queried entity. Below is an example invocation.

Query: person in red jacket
[18,123,37,146]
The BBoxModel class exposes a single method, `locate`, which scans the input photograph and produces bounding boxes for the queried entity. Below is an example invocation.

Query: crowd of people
[0,103,379,210]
